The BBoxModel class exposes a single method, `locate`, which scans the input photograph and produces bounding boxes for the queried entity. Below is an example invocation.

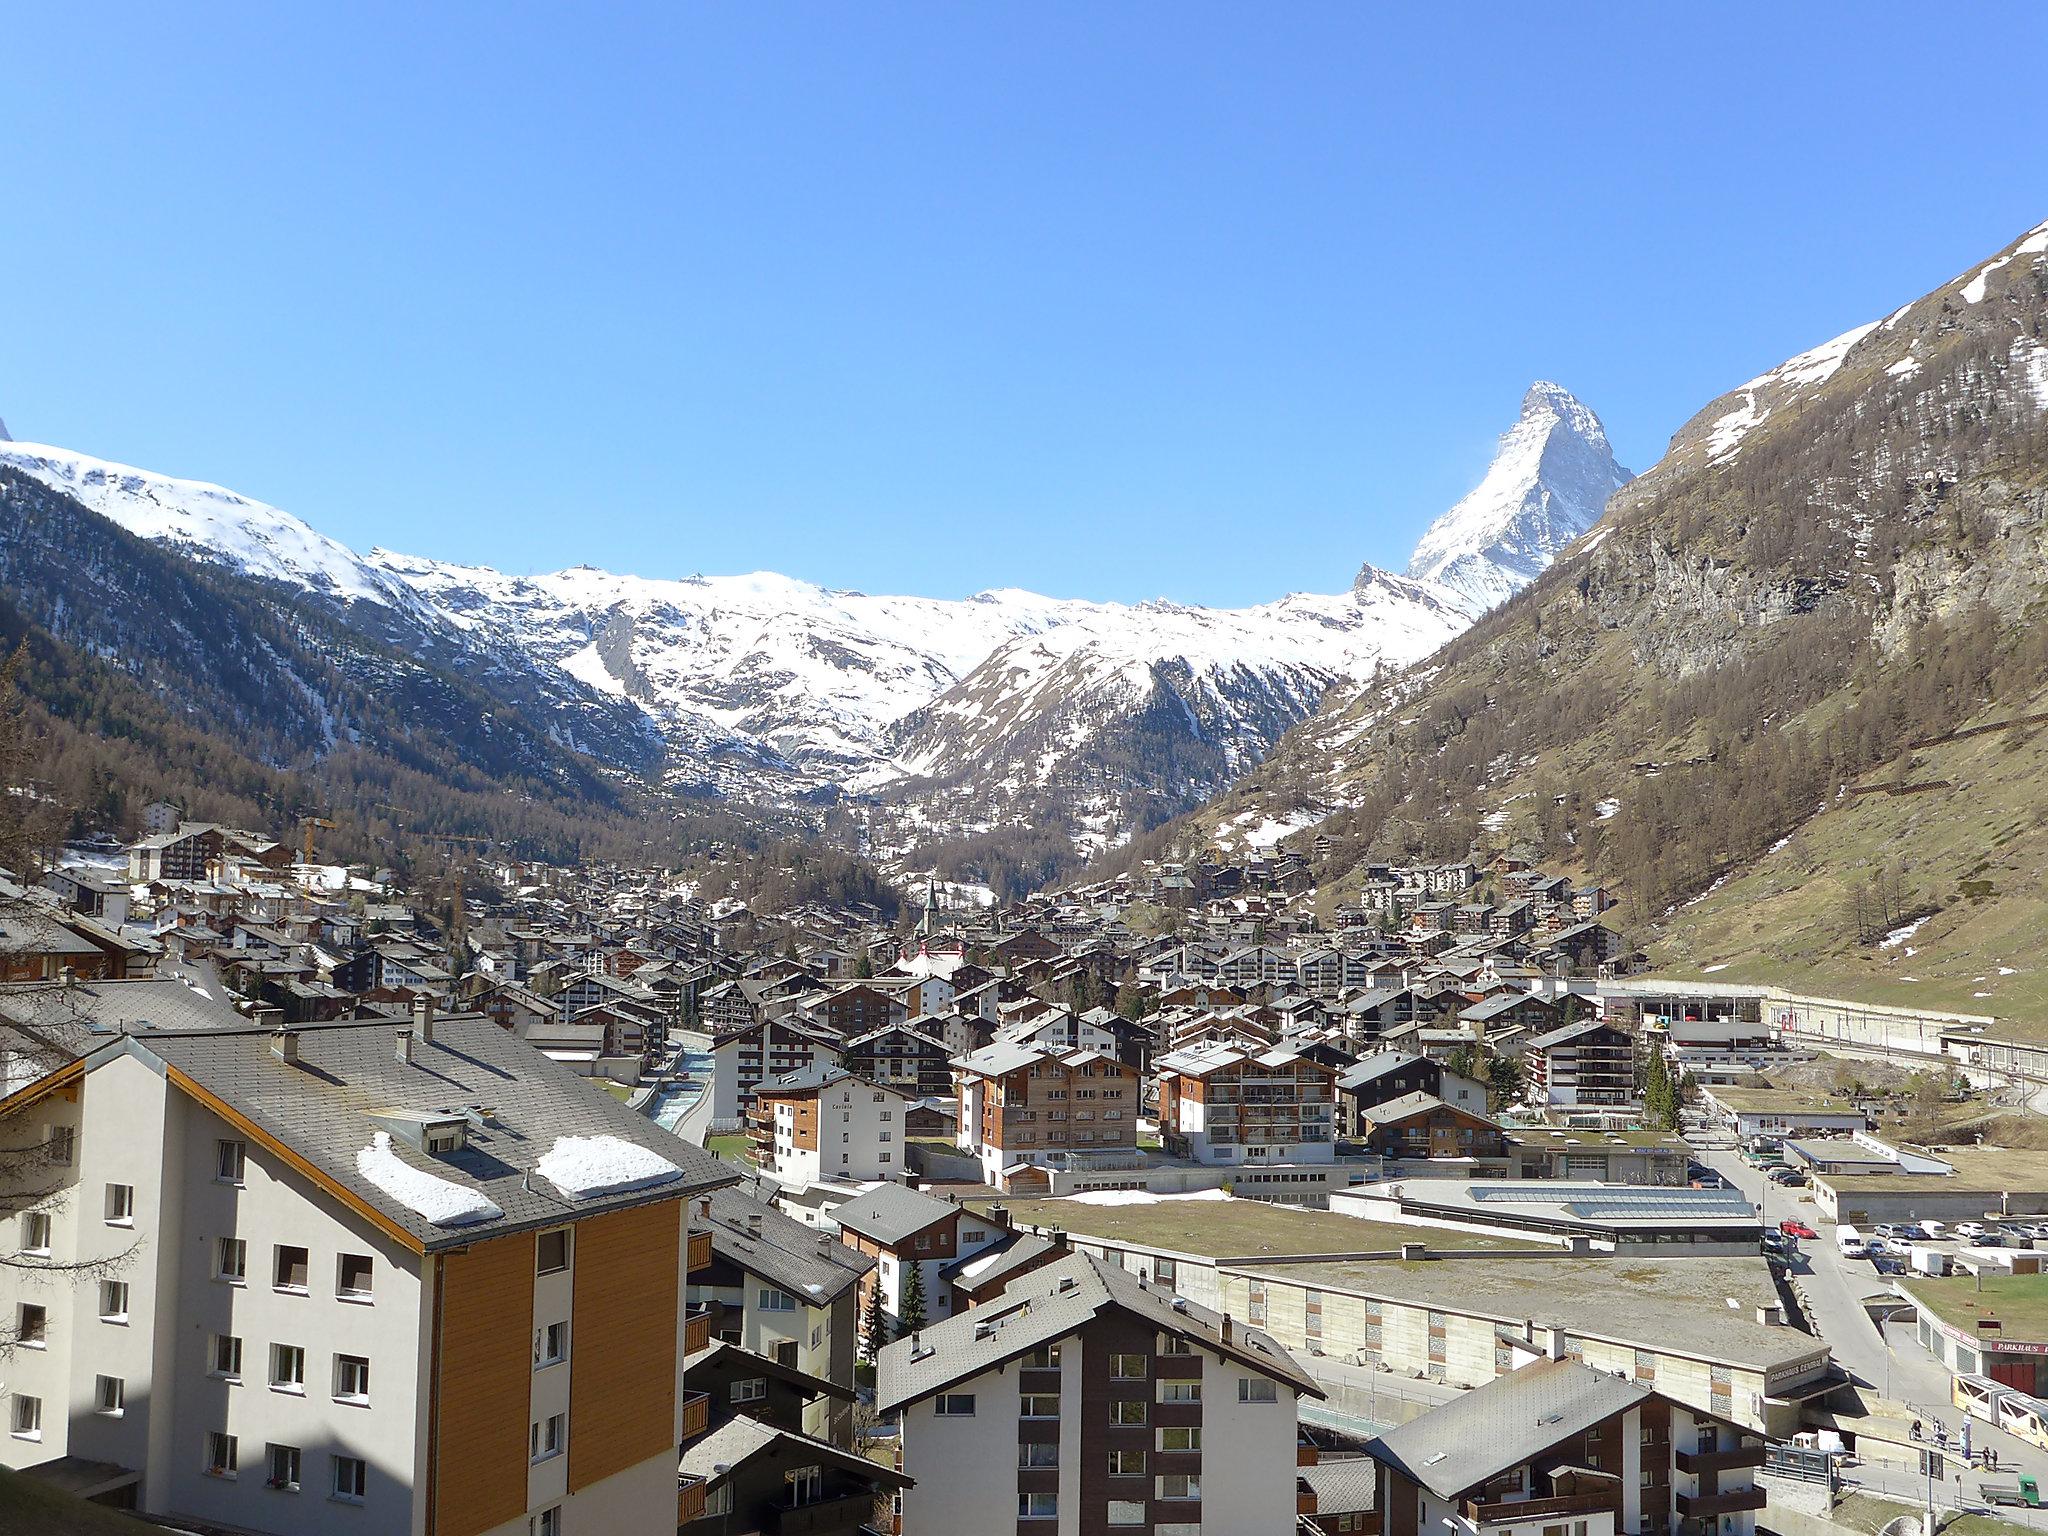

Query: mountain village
[7,768,2048,1536]
[4,29,2048,1535]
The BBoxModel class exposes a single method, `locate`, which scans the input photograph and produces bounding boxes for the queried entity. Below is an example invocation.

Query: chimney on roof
[988,1203,1011,1230]
[396,1029,415,1066]
[252,1005,284,1030]
[271,1028,301,1066]
[1048,1227,1067,1252]
[1222,1313,1234,1342]
[1399,1242,1428,1263]
[413,996,435,1043]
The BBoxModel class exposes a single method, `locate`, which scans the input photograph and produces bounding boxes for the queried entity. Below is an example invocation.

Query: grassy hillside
[1653,686,2048,1027]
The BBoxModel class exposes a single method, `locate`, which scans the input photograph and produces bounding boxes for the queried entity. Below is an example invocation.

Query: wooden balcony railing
[1675,1444,1766,1475]
[1461,1491,1619,1525]
[688,1228,713,1273]
[681,1389,710,1441]
[767,1490,881,1534]
[679,1473,709,1524]
[1676,1486,1766,1518]
[685,1305,714,1355]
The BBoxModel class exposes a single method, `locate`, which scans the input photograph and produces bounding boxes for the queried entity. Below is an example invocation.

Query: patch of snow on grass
[1878,918,1926,950]
[357,1132,504,1227]
[1702,963,1729,974]
[2014,337,2048,411]
[1886,356,1922,380]
[1062,1188,1236,1207]
[535,1134,683,1199]
[1999,966,2019,976]
[1595,797,1620,821]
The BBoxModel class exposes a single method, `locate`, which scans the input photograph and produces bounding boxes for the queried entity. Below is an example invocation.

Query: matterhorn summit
[1388,381,1632,612]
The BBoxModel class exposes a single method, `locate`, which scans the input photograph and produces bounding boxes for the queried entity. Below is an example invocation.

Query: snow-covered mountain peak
[0,416,11,443]
[1386,381,1632,612]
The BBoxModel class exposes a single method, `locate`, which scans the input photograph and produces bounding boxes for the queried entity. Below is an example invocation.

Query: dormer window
[425,1126,464,1155]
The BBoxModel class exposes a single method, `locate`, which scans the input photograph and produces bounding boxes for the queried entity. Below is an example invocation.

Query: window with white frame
[206,1430,238,1477]
[216,1139,247,1185]
[1156,1472,1200,1500]
[104,1183,134,1224]
[9,1395,38,1440]
[1238,1376,1278,1403]
[537,1229,570,1274]
[1019,1492,1058,1519]
[45,1126,74,1165]
[332,1454,366,1501]
[99,1280,129,1322]
[934,1393,976,1416]
[95,1375,124,1415]
[17,1303,45,1347]
[267,1442,301,1491]
[21,1212,50,1254]
[759,1287,795,1311]
[274,1244,309,1291]
[1109,1501,1147,1527]
[272,1343,305,1392]
[732,1377,768,1403]
[337,1253,373,1301]
[1158,1380,1200,1403]
[212,1334,243,1380]
[531,1508,561,1536]
[334,1354,371,1404]
[1157,1425,1201,1451]
[538,1320,568,1368]
[530,1411,565,1462]
[217,1236,247,1283]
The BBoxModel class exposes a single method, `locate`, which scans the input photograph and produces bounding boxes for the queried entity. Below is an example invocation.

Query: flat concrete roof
[1229,1252,1826,1373]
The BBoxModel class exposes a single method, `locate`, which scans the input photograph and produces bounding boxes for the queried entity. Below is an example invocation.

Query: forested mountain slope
[1141,218,2048,995]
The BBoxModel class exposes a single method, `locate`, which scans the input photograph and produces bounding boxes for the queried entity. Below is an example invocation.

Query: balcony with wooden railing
[1676,1485,1766,1518]
[688,1227,713,1273]
[685,1304,714,1355]
[679,1473,709,1524]
[1461,1490,1619,1526]
[766,1489,881,1534]
[681,1389,711,1441]
[1675,1443,1766,1475]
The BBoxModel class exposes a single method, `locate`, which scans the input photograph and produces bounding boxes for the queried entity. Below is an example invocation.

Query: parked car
[1760,1232,1792,1254]
[1781,1220,1819,1239]
[1873,1255,1907,1275]
[1954,1223,1989,1240]
[1768,1167,1807,1186]
[1875,1223,1905,1239]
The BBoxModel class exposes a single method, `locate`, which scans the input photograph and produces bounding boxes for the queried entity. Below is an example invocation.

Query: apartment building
[879,1250,1321,1535]
[953,1043,1143,1192]
[708,1017,844,1125]
[0,1012,732,1535]
[829,1183,1006,1335]
[1525,1021,1639,1113]
[688,1185,872,1445]
[746,1066,917,1187]
[1364,1357,1766,1536]
[1153,1040,1338,1165]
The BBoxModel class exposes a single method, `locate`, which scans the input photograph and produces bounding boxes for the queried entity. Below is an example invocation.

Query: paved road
[1701,1145,2048,1510]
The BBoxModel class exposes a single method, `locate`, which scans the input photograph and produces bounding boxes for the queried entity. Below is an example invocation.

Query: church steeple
[919,875,941,937]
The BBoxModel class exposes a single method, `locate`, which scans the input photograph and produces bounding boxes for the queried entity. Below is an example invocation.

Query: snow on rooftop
[356,1131,504,1227]
[535,1133,684,1199]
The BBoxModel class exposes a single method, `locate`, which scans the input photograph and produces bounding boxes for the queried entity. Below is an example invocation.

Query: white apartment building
[746,1065,917,1187]
[0,1013,731,1535]
[880,1251,1320,1535]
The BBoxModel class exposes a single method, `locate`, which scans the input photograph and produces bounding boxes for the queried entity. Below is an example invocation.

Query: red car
[1779,1220,1818,1239]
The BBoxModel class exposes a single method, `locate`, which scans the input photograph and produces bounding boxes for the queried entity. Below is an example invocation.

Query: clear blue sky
[5,4,2044,606]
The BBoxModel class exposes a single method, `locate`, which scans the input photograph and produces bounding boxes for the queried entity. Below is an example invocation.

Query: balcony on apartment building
[1674,1444,1765,1475]
[1460,1489,1619,1527]
[1675,1486,1767,1518]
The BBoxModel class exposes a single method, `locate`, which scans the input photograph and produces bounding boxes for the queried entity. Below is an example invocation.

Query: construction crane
[299,816,338,866]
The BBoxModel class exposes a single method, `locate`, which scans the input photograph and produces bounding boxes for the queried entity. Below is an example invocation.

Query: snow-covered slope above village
[1394,382,1632,611]
[0,378,1611,872]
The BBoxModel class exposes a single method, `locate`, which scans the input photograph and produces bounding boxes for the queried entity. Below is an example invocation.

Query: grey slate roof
[679,1414,913,1489]
[701,1185,874,1303]
[0,976,251,1064]
[1299,1456,1378,1513]
[831,1181,959,1247]
[877,1250,1320,1414]
[1336,1050,1429,1092]
[123,1016,733,1250]
[1368,1358,1647,1499]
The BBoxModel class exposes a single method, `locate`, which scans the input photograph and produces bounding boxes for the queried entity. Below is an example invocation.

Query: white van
[1837,1224,1867,1257]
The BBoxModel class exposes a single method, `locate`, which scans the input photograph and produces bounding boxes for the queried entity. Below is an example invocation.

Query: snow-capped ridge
[1388,381,1632,613]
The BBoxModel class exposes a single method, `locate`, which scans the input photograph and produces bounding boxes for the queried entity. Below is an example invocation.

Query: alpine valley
[0,382,1627,892]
